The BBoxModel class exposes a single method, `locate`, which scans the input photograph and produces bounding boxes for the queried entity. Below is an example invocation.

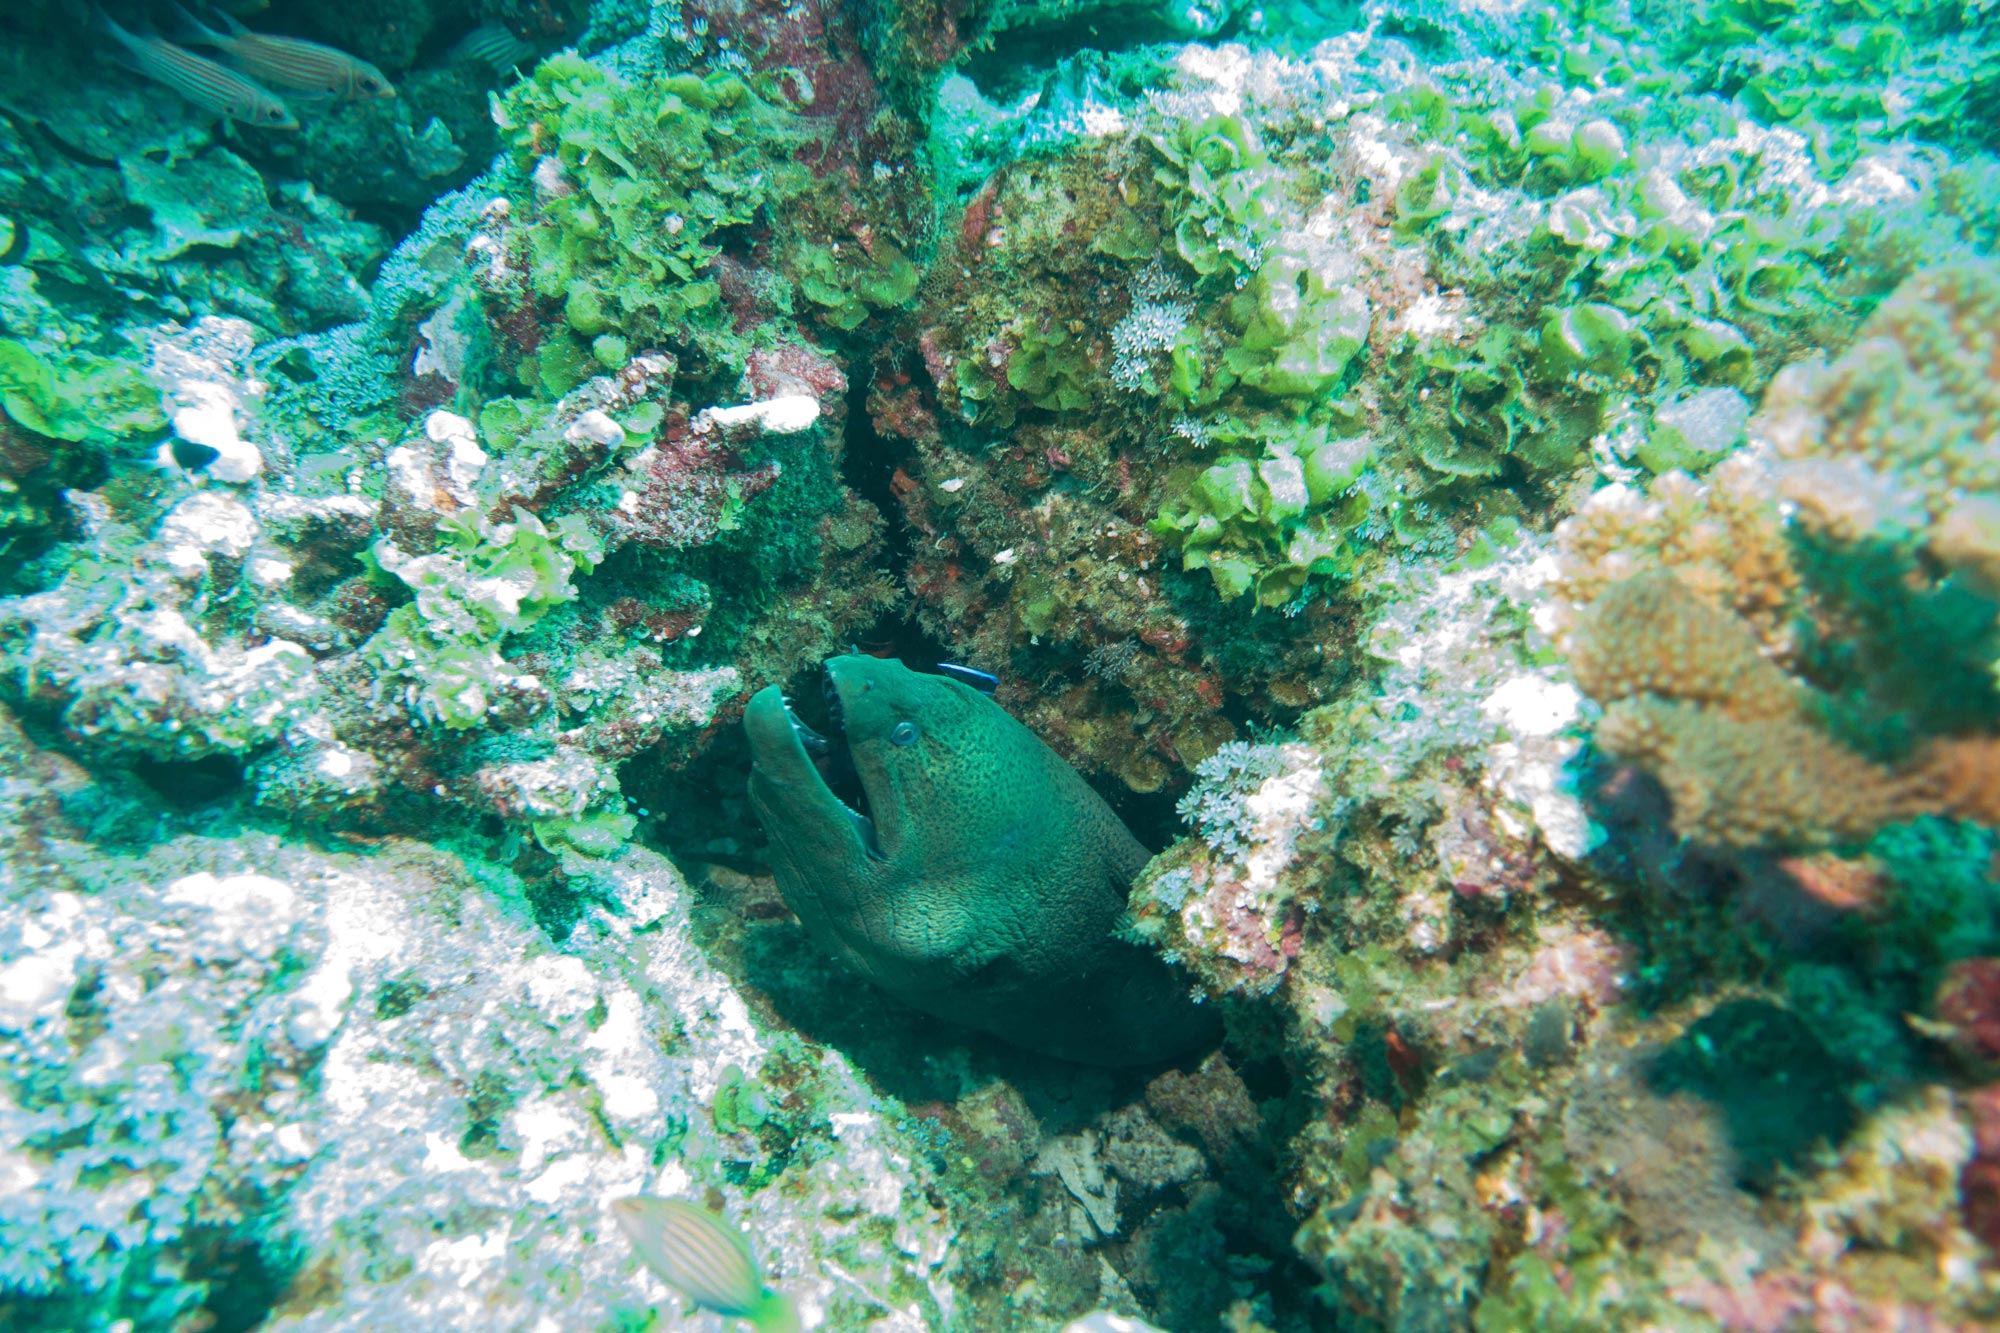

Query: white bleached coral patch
[157,492,260,577]
[150,316,265,483]
[1482,675,1582,739]
[701,394,821,436]
[1236,746,1328,899]
[163,872,300,962]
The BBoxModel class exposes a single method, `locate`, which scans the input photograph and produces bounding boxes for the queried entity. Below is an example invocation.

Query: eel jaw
[744,683,886,862]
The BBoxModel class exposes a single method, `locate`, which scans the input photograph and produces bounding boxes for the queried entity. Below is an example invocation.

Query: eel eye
[889,720,919,747]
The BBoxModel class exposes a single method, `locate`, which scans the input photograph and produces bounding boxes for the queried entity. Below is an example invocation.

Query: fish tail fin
[209,5,251,37]
[91,5,144,60]
[748,1290,801,1333]
[162,0,223,46]
[0,213,27,266]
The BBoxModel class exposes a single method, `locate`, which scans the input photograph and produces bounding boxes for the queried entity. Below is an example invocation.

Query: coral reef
[3,0,1999,1330]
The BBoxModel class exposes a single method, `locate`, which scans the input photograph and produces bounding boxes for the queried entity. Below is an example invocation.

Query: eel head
[744,654,994,897]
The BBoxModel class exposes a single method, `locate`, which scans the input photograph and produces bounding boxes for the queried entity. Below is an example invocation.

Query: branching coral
[1554,452,1802,641]
[1558,498,1970,847]
[1569,569,1801,725]
[1592,693,1926,847]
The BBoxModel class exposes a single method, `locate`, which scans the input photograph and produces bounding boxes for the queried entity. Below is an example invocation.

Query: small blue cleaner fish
[97,10,298,129]
[612,1196,801,1333]
[168,3,395,101]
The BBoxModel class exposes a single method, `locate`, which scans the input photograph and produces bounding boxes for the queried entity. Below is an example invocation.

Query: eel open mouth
[775,665,885,859]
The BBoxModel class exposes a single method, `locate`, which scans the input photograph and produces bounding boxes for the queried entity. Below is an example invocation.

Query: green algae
[0,340,164,446]
[500,58,772,380]
[1,1,1999,1331]
[366,506,605,731]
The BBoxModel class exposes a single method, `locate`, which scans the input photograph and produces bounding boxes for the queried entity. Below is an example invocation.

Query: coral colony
[0,0,1998,1330]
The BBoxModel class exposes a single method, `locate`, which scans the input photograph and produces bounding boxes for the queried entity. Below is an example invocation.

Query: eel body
[744,655,1219,1066]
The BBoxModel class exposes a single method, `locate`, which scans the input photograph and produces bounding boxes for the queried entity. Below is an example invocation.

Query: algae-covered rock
[0,701,957,1332]
[2,0,1999,1329]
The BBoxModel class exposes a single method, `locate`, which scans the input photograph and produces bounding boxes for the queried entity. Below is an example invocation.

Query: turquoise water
[1,1,1997,1329]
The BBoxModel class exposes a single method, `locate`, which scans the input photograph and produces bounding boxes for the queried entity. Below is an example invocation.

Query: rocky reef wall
[2,0,1998,1329]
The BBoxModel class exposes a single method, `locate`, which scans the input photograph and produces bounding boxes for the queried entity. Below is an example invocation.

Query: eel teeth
[821,666,845,734]
[783,704,832,755]
[850,808,887,861]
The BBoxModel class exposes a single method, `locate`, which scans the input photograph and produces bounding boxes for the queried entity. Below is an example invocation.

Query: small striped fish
[97,10,297,129]
[611,1196,801,1333]
[170,3,395,102]
[443,22,537,74]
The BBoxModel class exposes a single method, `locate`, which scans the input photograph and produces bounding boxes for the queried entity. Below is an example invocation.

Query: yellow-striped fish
[611,1196,800,1333]
[169,3,395,102]
[97,10,298,129]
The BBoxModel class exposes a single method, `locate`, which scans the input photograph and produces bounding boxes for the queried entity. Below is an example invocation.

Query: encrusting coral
[1762,258,2000,559]
[1556,259,2000,848]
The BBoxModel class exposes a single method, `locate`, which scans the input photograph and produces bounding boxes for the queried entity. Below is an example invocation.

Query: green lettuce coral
[0,339,164,446]
[367,506,604,730]
[795,239,921,332]
[1149,111,1278,278]
[499,57,774,381]
[1153,417,1375,605]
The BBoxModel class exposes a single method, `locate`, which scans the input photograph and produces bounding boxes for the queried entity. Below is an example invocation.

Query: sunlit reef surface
[1,0,1998,1329]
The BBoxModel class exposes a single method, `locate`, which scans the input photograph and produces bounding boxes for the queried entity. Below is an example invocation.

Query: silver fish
[611,1196,800,1333]
[170,3,394,102]
[97,10,298,129]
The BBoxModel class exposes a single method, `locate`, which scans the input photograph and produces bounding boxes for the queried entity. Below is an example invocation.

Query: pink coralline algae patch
[742,343,849,418]
[1936,959,2000,1066]
[1203,871,1305,981]
[1671,1270,1982,1333]
[605,408,787,552]
[1432,791,1541,905]
[1964,1085,2000,1253]
[1495,925,1631,1011]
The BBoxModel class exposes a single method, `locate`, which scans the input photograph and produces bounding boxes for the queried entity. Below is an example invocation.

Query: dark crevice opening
[961,15,1218,103]
[640,336,1330,1329]
[131,753,248,809]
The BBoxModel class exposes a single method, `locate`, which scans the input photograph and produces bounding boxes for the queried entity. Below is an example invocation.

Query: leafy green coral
[1399,327,1604,484]
[1153,416,1375,605]
[1376,52,1926,500]
[1677,0,2000,162]
[499,57,773,381]
[533,807,639,857]
[0,339,164,446]
[367,506,604,730]
[1213,247,1372,399]
[952,317,1102,426]
[1148,111,1279,278]
[795,239,921,332]
[1004,320,1097,413]
[1128,122,1379,602]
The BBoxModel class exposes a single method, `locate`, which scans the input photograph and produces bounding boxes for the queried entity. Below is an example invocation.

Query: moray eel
[744,655,1220,1066]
